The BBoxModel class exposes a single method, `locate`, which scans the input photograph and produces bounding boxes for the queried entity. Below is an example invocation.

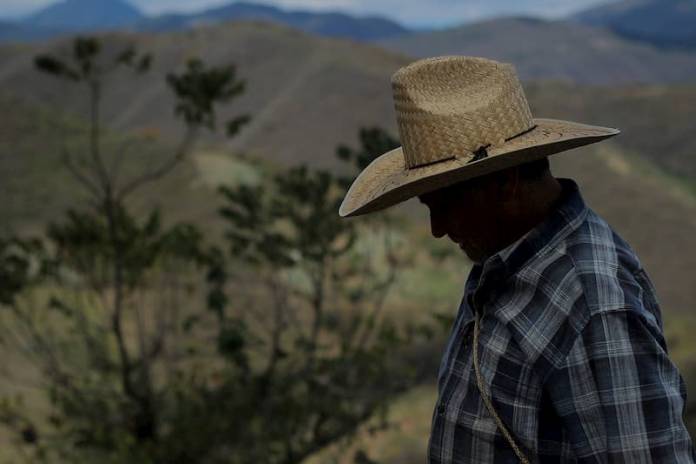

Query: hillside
[0,92,221,235]
[379,17,696,84]
[1,21,695,316]
[0,21,60,42]
[0,22,409,170]
[0,93,83,231]
[574,0,696,49]
[525,82,696,181]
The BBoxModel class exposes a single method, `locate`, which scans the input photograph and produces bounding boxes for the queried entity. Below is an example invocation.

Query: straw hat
[338,56,620,218]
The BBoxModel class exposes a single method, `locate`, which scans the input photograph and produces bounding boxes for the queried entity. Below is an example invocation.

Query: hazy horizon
[0,0,614,28]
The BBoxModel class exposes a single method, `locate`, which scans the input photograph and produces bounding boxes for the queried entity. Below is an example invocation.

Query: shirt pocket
[476,322,542,407]
[488,356,542,407]
[436,346,497,436]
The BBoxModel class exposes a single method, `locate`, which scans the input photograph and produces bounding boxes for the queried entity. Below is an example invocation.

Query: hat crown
[391,56,534,169]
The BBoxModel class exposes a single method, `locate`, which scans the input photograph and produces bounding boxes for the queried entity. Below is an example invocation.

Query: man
[339,56,696,462]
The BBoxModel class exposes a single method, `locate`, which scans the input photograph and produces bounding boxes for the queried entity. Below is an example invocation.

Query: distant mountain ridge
[24,0,144,31]
[573,0,696,49]
[137,1,408,40]
[0,0,408,43]
[379,16,696,84]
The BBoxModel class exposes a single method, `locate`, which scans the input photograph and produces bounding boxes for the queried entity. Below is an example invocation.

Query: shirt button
[437,404,446,416]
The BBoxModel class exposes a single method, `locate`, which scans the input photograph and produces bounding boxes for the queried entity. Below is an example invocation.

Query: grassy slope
[0,22,408,172]
[526,82,696,182]
[0,92,99,233]
[0,92,266,237]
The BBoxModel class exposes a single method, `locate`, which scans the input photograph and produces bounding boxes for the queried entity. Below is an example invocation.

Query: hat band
[405,123,538,171]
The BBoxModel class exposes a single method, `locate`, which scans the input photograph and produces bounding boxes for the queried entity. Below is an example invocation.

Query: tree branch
[351,225,400,352]
[61,146,102,199]
[109,136,138,190]
[260,274,289,394]
[116,125,198,201]
[87,78,112,197]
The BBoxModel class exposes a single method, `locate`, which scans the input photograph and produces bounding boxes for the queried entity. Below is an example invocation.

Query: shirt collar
[467,178,589,308]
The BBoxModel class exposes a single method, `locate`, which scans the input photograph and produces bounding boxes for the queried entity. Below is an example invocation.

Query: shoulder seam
[540,306,667,386]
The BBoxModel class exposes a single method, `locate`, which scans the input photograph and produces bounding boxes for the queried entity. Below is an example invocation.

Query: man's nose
[430,212,447,239]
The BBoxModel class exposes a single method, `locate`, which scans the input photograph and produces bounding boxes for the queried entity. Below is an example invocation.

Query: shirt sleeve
[542,308,696,463]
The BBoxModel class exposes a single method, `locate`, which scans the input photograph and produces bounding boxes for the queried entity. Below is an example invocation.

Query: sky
[0,0,614,28]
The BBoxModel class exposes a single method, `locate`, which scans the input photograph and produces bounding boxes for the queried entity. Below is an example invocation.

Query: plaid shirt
[428,178,696,463]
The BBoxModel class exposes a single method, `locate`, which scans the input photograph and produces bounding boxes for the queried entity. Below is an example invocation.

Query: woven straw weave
[392,56,534,168]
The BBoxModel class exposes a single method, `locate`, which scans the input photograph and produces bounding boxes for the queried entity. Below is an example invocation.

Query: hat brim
[339,118,619,218]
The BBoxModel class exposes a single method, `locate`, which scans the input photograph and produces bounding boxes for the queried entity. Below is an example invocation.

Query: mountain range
[136,2,408,40]
[1,0,408,42]
[574,0,696,49]
[24,0,143,31]
[379,17,696,84]
[4,0,696,51]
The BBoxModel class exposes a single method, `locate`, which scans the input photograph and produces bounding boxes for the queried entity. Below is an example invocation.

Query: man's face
[418,175,505,262]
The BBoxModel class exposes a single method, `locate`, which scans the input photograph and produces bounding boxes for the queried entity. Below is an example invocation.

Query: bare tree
[0,35,249,462]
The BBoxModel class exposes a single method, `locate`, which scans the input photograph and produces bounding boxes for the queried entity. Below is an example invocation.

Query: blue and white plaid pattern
[428,178,696,463]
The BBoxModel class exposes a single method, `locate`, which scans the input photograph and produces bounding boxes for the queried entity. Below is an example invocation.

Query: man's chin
[459,243,484,264]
